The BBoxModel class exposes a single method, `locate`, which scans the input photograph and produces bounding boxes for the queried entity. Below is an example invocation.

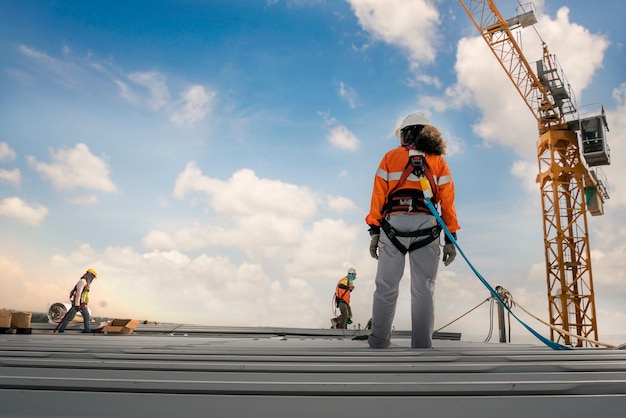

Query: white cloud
[40,243,325,328]
[0,255,60,313]
[0,197,48,225]
[0,142,17,161]
[284,218,361,280]
[164,163,323,253]
[603,84,626,208]
[347,0,440,68]
[27,143,116,193]
[326,195,357,213]
[66,194,99,206]
[120,74,215,125]
[511,160,539,194]
[533,7,609,101]
[328,125,360,151]
[174,163,316,218]
[142,230,177,250]
[440,4,625,342]
[415,73,441,89]
[426,5,610,163]
[138,163,368,323]
[18,43,213,128]
[18,44,83,89]
[19,44,54,63]
[114,79,138,104]
[318,112,360,151]
[0,168,21,186]
[18,43,215,129]
[613,83,626,107]
[450,35,537,158]
[127,71,170,110]
[336,80,360,108]
[170,85,216,125]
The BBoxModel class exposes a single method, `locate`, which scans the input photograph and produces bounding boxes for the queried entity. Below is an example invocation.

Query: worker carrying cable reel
[56,268,98,334]
[331,268,357,329]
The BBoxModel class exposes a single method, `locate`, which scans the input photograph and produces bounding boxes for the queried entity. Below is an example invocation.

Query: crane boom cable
[515,0,545,45]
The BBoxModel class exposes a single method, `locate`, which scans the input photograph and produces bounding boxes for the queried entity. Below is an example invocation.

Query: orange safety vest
[335,277,352,304]
[365,146,460,233]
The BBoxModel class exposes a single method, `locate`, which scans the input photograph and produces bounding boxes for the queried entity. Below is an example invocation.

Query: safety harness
[381,148,441,254]
[335,279,351,306]
[383,149,439,214]
[69,273,91,308]
[381,220,441,255]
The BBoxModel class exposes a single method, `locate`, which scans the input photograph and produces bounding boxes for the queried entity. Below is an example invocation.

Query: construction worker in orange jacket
[366,112,460,349]
[332,268,356,329]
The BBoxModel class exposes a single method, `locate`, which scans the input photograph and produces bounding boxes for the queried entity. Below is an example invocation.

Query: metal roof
[1,324,625,417]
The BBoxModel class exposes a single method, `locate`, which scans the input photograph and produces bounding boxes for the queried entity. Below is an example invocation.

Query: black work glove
[368,225,381,260]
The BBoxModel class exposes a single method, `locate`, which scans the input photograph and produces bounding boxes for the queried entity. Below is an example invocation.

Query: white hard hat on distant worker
[347,267,356,275]
[395,112,432,138]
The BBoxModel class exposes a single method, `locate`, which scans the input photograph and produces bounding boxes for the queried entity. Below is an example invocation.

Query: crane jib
[458,0,609,347]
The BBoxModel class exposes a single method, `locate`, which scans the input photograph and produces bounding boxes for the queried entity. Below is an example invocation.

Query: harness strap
[336,290,349,302]
[417,155,438,199]
[385,189,431,215]
[336,280,350,303]
[382,151,438,218]
[381,218,441,255]
[386,153,418,199]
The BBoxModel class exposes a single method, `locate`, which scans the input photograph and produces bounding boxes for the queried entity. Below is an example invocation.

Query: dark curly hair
[401,125,447,155]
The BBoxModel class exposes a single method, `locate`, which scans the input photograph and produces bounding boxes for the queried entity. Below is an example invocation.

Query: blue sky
[1,0,624,342]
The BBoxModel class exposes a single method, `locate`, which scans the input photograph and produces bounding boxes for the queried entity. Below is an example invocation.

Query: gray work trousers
[368,213,441,349]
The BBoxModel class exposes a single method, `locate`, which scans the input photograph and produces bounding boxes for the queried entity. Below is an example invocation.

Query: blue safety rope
[425,198,571,350]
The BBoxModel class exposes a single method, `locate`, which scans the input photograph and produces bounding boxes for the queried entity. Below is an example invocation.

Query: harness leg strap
[381,219,441,254]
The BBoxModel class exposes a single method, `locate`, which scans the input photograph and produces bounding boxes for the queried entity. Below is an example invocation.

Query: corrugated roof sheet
[0,324,624,417]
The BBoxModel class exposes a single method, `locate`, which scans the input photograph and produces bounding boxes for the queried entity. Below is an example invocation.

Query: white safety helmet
[395,112,432,138]
[347,267,356,275]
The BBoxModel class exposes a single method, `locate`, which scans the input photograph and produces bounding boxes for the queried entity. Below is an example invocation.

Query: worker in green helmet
[331,268,356,329]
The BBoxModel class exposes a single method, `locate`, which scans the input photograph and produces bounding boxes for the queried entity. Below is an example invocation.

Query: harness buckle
[410,155,425,177]
[399,198,413,212]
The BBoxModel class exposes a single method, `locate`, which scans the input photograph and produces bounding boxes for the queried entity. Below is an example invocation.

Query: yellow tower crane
[458,0,611,347]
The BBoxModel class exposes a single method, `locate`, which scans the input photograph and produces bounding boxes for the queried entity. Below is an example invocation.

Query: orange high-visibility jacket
[335,277,352,304]
[365,146,460,233]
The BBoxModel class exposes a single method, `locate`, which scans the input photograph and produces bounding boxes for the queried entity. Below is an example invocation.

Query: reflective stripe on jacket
[335,277,351,304]
[365,146,460,233]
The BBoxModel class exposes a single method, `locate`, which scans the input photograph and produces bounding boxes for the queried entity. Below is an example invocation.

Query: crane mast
[458,0,608,346]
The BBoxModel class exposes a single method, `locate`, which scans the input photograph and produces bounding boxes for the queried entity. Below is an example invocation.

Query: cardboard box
[101,319,140,335]
[11,312,32,329]
[0,310,11,328]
